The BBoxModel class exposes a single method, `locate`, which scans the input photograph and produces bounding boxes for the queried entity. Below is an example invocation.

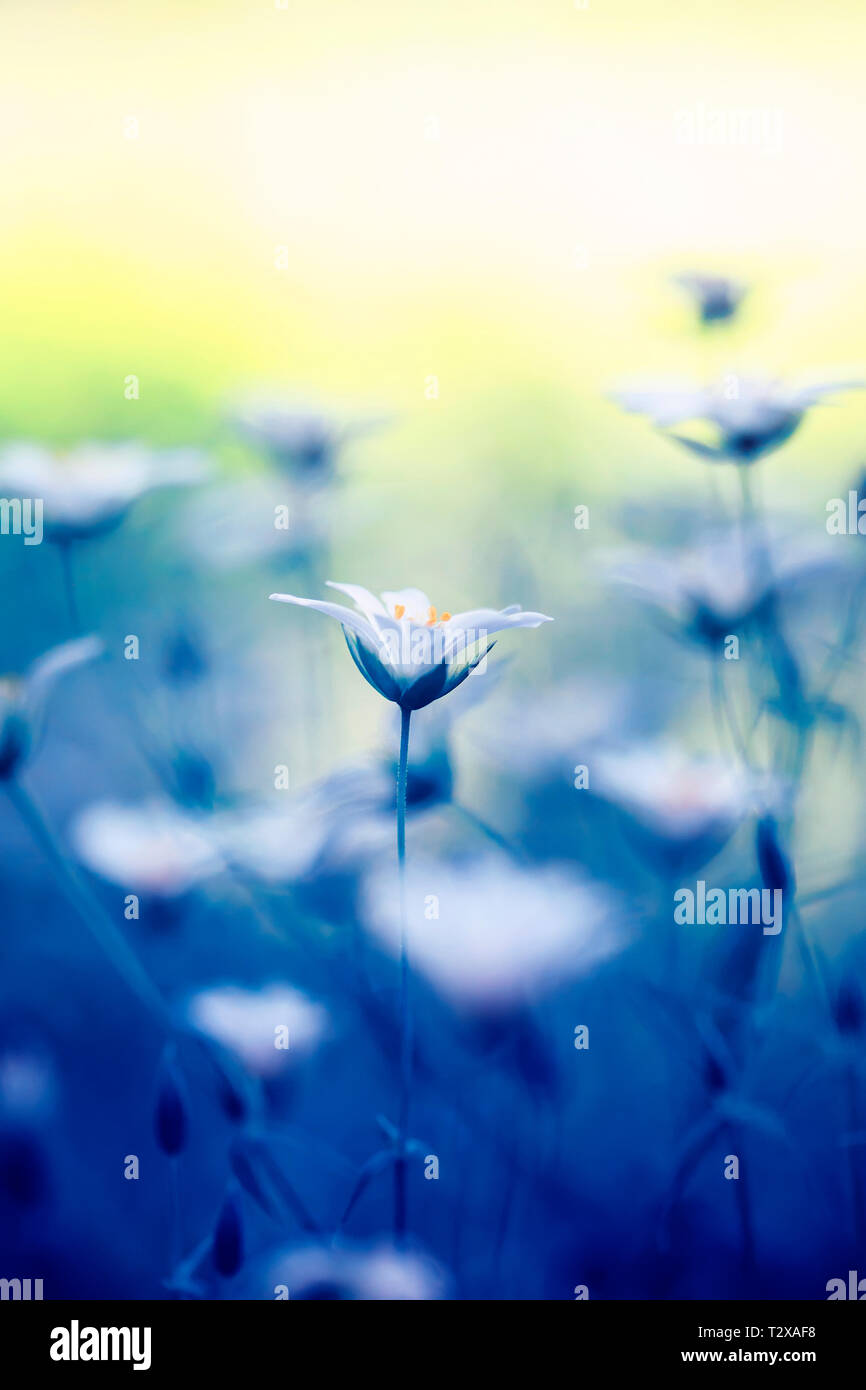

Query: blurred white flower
[213,800,333,885]
[211,776,398,888]
[230,392,383,478]
[263,1240,447,1300]
[269,582,552,710]
[613,373,863,462]
[0,636,103,780]
[605,523,848,642]
[0,442,208,540]
[593,742,778,842]
[362,853,622,1009]
[186,983,328,1077]
[0,1049,56,1120]
[673,272,747,325]
[477,678,628,780]
[179,475,329,571]
[72,799,222,896]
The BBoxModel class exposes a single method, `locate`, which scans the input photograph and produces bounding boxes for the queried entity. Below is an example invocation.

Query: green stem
[394,703,412,1242]
[6,778,170,1028]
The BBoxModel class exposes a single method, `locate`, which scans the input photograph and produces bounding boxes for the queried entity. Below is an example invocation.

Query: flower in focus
[186,983,328,1078]
[592,741,779,846]
[0,636,103,780]
[269,583,552,710]
[612,374,863,462]
[673,272,747,325]
[260,1240,448,1300]
[0,442,208,541]
[362,853,622,1010]
[71,799,222,897]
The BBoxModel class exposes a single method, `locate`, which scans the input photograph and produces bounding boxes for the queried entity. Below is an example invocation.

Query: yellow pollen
[440,611,451,622]
[394,603,405,619]
[426,606,437,626]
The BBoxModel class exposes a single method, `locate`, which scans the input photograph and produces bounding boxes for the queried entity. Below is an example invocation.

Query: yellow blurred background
[2,0,866,513]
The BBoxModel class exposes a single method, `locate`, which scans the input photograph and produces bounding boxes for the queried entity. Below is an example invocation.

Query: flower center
[392,603,451,625]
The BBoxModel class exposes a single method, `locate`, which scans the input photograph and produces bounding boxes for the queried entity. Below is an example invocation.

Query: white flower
[0,442,208,540]
[230,393,383,478]
[262,1241,448,1300]
[605,523,847,642]
[477,678,628,780]
[0,636,103,780]
[612,374,863,462]
[592,742,778,842]
[178,476,330,571]
[72,799,222,897]
[269,582,552,710]
[362,853,622,1009]
[673,272,746,324]
[213,799,334,884]
[186,983,328,1077]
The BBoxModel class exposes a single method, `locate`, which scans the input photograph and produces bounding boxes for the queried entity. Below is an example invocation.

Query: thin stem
[709,657,749,765]
[846,1062,865,1253]
[394,703,412,1242]
[57,540,82,635]
[169,1155,182,1274]
[453,800,520,859]
[6,778,170,1028]
[729,1124,756,1278]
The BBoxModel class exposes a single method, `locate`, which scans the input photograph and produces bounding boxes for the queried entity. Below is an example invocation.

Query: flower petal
[343,629,402,703]
[325,582,388,620]
[664,431,727,461]
[611,382,709,427]
[269,593,382,647]
[25,635,104,719]
[401,663,449,710]
[380,588,432,618]
[442,608,552,654]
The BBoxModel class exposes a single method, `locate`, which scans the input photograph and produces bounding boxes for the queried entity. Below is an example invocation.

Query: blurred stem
[846,1063,865,1252]
[169,1156,182,1275]
[6,778,170,1028]
[818,569,866,699]
[394,703,412,1243]
[454,801,521,860]
[57,540,81,635]
[728,1124,756,1277]
[709,657,749,765]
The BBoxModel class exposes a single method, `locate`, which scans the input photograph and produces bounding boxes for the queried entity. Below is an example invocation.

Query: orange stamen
[394,603,405,619]
[440,611,451,622]
[426,606,437,626]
